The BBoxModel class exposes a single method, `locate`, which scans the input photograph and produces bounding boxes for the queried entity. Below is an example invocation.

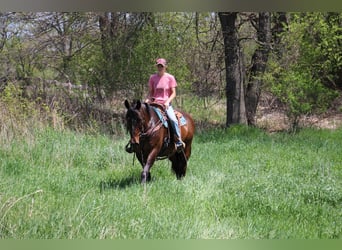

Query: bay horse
[124,100,195,183]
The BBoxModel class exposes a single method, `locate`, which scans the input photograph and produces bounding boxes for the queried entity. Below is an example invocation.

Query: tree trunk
[0,13,9,53]
[272,12,288,58]
[245,12,272,126]
[219,12,247,127]
[98,12,116,87]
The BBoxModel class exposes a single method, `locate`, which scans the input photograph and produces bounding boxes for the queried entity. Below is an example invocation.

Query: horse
[124,100,195,183]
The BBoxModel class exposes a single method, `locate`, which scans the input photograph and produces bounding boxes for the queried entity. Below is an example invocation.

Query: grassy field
[0,126,341,239]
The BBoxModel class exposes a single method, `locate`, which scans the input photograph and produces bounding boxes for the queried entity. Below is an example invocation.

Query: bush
[263,13,341,131]
[265,66,338,130]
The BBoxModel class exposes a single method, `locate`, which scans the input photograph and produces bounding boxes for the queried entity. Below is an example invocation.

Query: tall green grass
[0,126,341,238]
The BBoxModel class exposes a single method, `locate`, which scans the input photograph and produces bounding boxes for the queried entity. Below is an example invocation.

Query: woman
[145,58,185,152]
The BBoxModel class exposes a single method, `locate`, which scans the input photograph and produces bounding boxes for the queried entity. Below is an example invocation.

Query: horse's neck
[141,103,154,127]
[138,103,161,136]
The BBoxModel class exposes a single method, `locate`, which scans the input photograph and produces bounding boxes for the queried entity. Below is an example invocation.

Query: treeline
[0,12,341,133]
[0,13,223,96]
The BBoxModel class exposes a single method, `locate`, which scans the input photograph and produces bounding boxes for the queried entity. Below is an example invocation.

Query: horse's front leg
[141,148,159,183]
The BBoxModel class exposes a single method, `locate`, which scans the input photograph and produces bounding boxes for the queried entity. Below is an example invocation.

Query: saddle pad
[175,111,187,126]
[152,106,168,128]
[152,107,187,127]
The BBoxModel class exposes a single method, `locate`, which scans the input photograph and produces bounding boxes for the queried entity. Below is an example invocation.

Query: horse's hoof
[176,175,185,180]
[141,171,151,183]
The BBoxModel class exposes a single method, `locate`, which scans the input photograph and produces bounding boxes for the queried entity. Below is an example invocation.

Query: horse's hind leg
[170,152,187,179]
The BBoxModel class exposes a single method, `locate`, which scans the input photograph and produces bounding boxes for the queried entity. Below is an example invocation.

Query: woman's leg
[166,105,185,151]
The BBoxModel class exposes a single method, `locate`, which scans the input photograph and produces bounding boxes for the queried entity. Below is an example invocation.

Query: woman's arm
[165,87,176,109]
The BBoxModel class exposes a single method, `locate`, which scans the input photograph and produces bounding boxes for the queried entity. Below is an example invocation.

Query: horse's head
[124,100,149,145]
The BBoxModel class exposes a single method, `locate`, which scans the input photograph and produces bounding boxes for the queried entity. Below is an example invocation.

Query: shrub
[0,82,52,142]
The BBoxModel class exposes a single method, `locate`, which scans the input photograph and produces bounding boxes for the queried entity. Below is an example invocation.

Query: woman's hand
[164,100,170,109]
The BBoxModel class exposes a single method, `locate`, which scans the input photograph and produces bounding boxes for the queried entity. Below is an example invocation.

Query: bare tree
[191,12,224,102]
[245,12,272,126]
[32,12,98,82]
[219,12,247,127]
[98,12,153,91]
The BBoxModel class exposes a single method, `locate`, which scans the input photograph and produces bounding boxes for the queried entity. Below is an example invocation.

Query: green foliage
[177,95,226,130]
[74,13,194,97]
[123,13,193,98]
[297,13,342,81]
[265,64,337,119]
[0,127,341,238]
[2,12,342,134]
[264,13,340,130]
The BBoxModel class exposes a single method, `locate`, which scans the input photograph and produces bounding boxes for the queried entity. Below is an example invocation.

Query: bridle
[128,103,164,140]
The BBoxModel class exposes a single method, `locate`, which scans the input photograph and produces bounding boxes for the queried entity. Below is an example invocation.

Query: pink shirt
[148,72,177,104]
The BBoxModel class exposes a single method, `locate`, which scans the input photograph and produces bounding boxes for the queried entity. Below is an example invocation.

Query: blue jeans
[166,105,182,141]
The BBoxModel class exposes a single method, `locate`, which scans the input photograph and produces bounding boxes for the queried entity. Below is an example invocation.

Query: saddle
[149,103,187,129]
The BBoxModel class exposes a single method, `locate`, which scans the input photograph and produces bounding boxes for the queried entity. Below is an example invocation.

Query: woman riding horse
[124,58,195,183]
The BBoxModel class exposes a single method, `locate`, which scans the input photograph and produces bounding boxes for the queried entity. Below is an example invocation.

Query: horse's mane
[143,102,151,117]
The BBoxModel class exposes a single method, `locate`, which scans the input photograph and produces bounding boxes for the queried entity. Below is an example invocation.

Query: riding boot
[175,138,185,152]
[171,120,185,152]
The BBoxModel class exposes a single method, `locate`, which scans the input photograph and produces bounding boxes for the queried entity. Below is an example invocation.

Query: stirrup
[175,141,185,152]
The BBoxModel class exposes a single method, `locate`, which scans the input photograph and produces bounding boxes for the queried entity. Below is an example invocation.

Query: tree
[219,12,275,127]
[0,12,10,53]
[245,12,272,126]
[0,13,23,81]
[97,12,153,92]
[219,12,292,126]
[0,12,99,84]
[219,12,247,127]
[191,12,225,103]
[272,12,288,58]
[126,12,193,99]
[32,12,98,82]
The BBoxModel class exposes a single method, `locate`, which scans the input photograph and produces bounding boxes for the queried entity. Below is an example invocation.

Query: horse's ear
[136,100,141,110]
[124,100,130,110]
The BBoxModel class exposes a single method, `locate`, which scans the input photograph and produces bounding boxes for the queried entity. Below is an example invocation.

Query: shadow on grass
[99,175,140,192]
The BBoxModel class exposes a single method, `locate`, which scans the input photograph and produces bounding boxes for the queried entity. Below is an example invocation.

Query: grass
[0,126,341,239]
